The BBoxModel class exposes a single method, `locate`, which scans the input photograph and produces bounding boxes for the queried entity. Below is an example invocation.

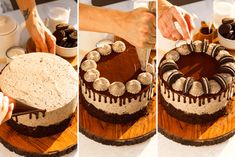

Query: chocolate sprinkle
[167,71,183,86]
[160,62,178,75]
[212,74,227,91]
[219,56,235,65]
[218,65,235,77]
[201,77,210,94]
[183,77,194,94]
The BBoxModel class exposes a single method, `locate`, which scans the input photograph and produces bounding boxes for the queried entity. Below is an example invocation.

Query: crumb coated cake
[159,40,235,124]
[0,53,78,137]
[79,40,155,123]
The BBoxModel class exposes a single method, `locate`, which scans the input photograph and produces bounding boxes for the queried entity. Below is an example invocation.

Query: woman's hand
[119,8,156,48]
[0,93,14,125]
[158,5,195,41]
[26,14,56,53]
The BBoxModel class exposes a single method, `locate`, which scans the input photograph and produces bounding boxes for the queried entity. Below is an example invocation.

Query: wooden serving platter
[79,88,156,146]
[0,114,77,157]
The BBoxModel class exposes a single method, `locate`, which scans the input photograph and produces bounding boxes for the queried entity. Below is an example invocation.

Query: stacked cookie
[53,24,77,48]
[219,18,235,40]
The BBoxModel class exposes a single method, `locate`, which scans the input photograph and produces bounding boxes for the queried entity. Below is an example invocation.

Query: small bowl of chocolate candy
[53,24,77,58]
[218,18,235,50]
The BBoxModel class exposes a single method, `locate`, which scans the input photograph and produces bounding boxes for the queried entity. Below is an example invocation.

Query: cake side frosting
[0,53,78,127]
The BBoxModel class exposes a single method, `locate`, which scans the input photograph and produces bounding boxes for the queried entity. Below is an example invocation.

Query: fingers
[45,32,56,54]
[171,6,190,39]
[184,13,196,34]
[3,103,14,123]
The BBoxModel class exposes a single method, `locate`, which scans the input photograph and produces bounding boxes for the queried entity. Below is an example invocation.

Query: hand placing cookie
[158,0,195,40]
[0,93,14,125]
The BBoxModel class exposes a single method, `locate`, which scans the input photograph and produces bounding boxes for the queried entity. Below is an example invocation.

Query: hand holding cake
[0,93,14,125]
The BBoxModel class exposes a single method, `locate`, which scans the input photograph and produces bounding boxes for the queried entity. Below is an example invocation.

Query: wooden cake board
[158,40,235,146]
[79,88,156,146]
[0,114,77,157]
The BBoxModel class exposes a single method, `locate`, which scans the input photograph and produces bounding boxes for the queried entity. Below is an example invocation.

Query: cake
[159,40,235,124]
[79,40,155,123]
[0,53,78,137]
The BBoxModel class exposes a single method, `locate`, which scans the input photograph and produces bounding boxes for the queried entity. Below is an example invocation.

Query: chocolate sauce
[11,98,46,122]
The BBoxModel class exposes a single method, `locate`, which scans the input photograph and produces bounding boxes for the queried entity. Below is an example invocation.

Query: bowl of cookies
[218,18,235,50]
[53,24,77,58]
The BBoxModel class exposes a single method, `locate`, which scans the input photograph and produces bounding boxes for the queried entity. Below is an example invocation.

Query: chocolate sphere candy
[56,23,69,30]
[219,24,232,35]
[53,30,65,42]
[222,18,234,24]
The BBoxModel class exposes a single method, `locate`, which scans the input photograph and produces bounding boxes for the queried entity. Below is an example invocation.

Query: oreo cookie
[219,24,232,35]
[211,45,225,58]
[160,62,178,75]
[53,30,65,42]
[202,39,209,53]
[167,71,183,86]
[65,25,76,36]
[222,18,234,24]
[56,23,69,30]
[218,65,235,77]
[58,37,67,46]
[200,77,210,94]
[183,77,194,94]
[188,41,195,52]
[68,30,77,43]
[212,74,227,91]
[219,56,235,65]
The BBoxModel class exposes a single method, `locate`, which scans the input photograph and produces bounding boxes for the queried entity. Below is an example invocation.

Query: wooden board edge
[158,126,235,146]
[0,135,77,157]
[80,126,156,146]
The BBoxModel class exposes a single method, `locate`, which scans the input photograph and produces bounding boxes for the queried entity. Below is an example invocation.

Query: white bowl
[56,44,77,58]
[218,30,235,50]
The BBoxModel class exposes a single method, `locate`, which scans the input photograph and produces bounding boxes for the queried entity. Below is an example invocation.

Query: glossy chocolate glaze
[159,49,234,107]
[80,45,155,106]
[176,52,219,80]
